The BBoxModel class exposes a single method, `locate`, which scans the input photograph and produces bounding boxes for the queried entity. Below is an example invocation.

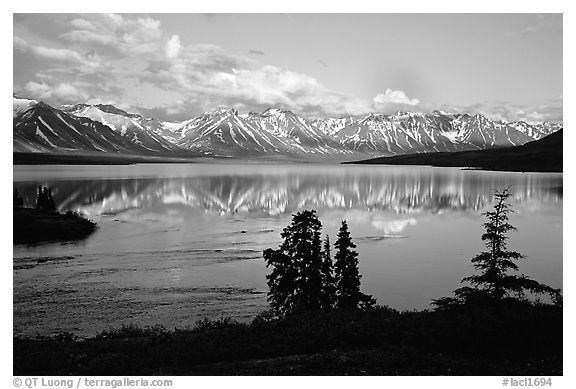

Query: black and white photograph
[8,3,569,383]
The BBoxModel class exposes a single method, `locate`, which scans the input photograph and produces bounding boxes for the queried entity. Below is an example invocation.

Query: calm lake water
[13,163,563,337]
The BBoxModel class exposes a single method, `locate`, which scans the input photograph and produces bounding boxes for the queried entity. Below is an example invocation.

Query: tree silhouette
[13,188,24,207]
[264,211,375,316]
[320,235,336,310]
[334,220,375,309]
[299,213,324,311]
[36,186,56,212]
[433,189,561,308]
[263,210,325,316]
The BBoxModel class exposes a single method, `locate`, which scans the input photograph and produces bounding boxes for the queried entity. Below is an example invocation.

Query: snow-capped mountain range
[13,97,562,160]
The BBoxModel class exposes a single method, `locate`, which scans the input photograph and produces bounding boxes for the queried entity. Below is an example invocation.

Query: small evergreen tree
[334,220,375,309]
[433,189,561,308]
[263,210,324,316]
[36,186,56,212]
[36,185,43,209]
[13,188,24,207]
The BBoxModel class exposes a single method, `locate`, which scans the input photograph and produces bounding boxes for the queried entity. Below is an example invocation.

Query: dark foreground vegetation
[13,190,561,375]
[14,207,98,244]
[348,130,563,172]
[13,301,562,375]
[13,186,97,243]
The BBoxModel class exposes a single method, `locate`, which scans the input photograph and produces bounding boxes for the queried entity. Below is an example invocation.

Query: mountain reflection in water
[14,165,562,217]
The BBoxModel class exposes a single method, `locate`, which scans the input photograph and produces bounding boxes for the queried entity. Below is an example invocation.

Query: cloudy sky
[13,13,562,122]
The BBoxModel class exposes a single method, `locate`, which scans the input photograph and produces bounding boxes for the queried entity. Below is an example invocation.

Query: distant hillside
[346,130,562,173]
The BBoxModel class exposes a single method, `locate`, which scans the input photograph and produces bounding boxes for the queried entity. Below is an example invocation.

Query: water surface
[13,163,563,337]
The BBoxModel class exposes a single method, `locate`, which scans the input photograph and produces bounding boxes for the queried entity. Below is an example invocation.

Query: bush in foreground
[13,300,561,376]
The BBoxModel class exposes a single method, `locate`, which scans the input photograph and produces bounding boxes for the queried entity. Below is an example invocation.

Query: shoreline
[13,152,564,173]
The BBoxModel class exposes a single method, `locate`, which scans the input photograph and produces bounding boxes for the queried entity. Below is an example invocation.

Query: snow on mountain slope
[450,114,533,148]
[173,107,355,158]
[13,99,168,154]
[62,104,182,152]
[312,111,553,156]
[245,108,349,154]
[176,109,298,157]
[537,121,563,135]
[13,97,38,118]
[311,117,356,136]
[315,112,468,155]
[507,120,562,140]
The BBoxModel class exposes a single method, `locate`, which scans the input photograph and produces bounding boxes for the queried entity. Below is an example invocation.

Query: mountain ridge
[13,97,562,161]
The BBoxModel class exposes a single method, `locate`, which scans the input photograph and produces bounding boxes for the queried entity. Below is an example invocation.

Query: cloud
[370,89,423,115]
[13,36,28,50]
[373,89,420,107]
[443,98,563,123]
[25,81,89,101]
[14,36,99,73]
[60,30,117,46]
[60,14,163,56]
[165,35,181,59]
[18,14,560,124]
[248,49,264,56]
[15,14,428,119]
[518,14,561,36]
[70,18,96,31]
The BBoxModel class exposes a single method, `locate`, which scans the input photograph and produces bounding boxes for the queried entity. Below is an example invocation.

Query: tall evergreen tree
[320,235,336,309]
[334,220,374,309]
[300,218,324,311]
[263,210,324,315]
[433,189,561,308]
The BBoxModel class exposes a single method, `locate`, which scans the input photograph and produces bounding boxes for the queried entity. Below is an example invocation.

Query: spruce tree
[334,220,374,309]
[433,189,561,308]
[300,217,324,311]
[264,210,324,315]
[320,235,336,309]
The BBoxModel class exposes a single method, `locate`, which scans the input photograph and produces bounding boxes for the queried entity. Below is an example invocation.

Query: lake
[13,163,563,337]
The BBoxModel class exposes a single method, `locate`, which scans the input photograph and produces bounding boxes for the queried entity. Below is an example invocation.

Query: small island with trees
[13,186,98,244]
[13,190,562,375]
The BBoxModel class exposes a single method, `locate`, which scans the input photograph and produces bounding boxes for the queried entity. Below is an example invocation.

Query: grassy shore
[13,207,98,244]
[14,301,562,375]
